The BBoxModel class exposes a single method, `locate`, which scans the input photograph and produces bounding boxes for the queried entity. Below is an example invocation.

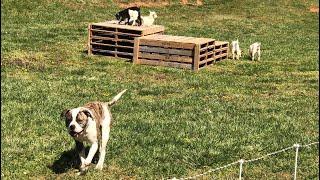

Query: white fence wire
[169,142,319,180]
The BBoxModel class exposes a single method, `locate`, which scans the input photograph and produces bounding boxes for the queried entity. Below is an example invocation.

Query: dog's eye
[78,121,87,128]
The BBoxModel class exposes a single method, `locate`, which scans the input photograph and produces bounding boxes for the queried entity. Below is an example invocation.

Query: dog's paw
[80,165,89,173]
[84,160,91,166]
[95,164,103,170]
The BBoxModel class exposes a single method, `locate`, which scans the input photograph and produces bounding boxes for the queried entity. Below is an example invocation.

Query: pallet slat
[91,35,134,43]
[139,39,195,50]
[214,46,228,53]
[200,51,215,58]
[91,42,133,49]
[139,46,193,56]
[200,45,215,52]
[91,29,141,37]
[199,57,216,65]
[139,52,193,63]
[214,53,228,59]
[92,48,133,56]
[139,59,192,69]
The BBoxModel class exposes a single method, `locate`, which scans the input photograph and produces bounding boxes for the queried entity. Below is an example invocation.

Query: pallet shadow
[81,49,89,56]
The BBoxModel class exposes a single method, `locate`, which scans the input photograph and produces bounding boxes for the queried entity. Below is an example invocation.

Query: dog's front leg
[84,142,98,166]
[96,126,110,170]
[75,140,87,172]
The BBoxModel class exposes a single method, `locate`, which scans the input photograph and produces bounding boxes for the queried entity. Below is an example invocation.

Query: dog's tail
[108,89,127,106]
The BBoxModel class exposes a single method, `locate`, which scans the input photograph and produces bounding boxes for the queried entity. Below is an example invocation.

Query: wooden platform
[133,34,219,71]
[213,41,229,62]
[88,21,165,59]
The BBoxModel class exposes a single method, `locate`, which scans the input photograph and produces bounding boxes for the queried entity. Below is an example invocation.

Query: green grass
[1,0,319,179]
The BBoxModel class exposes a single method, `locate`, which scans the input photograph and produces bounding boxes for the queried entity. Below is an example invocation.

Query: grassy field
[1,0,319,179]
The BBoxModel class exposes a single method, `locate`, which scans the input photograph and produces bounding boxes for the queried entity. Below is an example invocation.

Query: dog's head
[61,108,93,138]
[115,13,121,20]
[149,11,157,19]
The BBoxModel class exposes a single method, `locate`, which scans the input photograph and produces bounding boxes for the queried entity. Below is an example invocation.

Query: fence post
[239,159,244,180]
[293,144,300,180]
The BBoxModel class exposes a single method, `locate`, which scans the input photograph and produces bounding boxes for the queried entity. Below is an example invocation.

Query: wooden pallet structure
[88,21,165,59]
[133,34,229,71]
[213,41,229,62]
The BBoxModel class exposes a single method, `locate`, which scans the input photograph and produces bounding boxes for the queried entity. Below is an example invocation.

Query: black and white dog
[61,90,127,174]
[115,6,142,26]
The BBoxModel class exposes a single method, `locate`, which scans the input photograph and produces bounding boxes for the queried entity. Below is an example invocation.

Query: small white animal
[141,11,158,26]
[128,10,139,26]
[249,42,261,61]
[231,39,242,60]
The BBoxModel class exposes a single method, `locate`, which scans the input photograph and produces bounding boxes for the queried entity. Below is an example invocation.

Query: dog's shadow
[49,147,99,174]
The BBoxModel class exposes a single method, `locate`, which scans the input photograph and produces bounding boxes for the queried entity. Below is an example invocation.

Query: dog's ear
[60,109,70,120]
[82,109,93,118]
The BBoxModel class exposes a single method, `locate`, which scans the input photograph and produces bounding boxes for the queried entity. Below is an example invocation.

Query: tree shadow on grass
[48,147,99,174]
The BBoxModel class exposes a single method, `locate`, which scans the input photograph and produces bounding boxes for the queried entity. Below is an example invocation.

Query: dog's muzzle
[69,129,84,137]
[68,123,87,137]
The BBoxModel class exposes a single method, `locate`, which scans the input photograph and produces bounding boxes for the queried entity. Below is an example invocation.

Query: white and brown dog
[61,89,127,174]
[249,42,261,61]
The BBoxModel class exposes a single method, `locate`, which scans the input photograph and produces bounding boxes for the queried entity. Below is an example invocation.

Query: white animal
[231,39,242,60]
[128,9,139,26]
[141,11,158,26]
[249,42,261,61]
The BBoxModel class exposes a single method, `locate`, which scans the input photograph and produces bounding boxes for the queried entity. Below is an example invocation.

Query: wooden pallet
[88,21,165,59]
[213,41,229,62]
[133,34,216,71]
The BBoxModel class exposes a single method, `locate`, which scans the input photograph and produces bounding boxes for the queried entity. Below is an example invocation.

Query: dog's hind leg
[96,123,110,170]
[251,50,255,61]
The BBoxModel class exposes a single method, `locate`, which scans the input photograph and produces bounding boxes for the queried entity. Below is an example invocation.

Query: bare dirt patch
[181,0,203,5]
[309,5,319,13]
[114,0,170,8]
[114,0,203,8]
[1,52,47,71]
[46,0,110,10]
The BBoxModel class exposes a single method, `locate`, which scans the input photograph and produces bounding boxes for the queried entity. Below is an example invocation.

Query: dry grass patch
[1,51,47,71]
[48,0,111,10]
